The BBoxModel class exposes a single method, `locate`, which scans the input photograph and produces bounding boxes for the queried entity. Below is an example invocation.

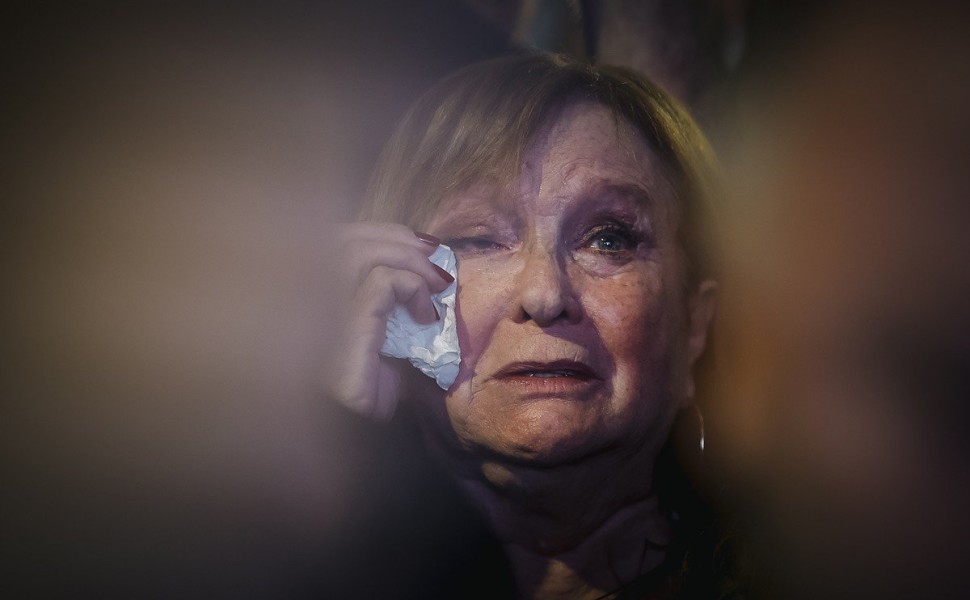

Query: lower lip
[493,374,601,398]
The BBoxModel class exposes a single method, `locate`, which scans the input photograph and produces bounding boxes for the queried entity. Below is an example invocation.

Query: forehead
[431,101,673,224]
[528,101,662,187]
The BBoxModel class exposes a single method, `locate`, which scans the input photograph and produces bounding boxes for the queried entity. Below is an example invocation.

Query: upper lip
[492,360,601,380]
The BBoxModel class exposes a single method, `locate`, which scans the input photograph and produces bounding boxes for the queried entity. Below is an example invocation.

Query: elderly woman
[332,53,720,599]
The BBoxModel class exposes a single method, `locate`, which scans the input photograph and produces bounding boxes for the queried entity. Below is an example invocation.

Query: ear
[683,279,718,406]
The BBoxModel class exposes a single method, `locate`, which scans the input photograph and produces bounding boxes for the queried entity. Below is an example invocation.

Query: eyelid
[586,222,632,235]
[573,219,654,264]
[579,220,639,244]
[444,235,508,255]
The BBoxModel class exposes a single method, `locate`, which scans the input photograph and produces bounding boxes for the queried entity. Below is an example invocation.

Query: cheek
[583,273,670,370]
[453,262,515,369]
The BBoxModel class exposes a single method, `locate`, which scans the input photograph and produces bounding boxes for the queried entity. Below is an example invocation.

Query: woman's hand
[329,223,453,420]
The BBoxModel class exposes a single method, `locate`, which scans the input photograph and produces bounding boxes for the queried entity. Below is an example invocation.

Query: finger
[372,360,404,421]
[335,269,435,417]
[336,287,400,416]
[344,241,454,293]
[357,266,438,325]
[333,311,385,416]
[341,222,440,255]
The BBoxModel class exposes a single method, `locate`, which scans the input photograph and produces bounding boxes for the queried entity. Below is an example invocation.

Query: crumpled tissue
[380,245,461,389]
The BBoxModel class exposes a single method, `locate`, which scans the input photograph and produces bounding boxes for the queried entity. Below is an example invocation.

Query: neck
[454,459,675,600]
[503,497,674,599]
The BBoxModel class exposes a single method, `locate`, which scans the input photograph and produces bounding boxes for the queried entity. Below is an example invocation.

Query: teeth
[526,370,576,378]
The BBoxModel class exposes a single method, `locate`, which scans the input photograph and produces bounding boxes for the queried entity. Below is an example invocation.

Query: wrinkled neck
[500,495,674,600]
[443,455,675,600]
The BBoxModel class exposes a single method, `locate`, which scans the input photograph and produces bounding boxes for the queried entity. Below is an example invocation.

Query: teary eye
[446,236,505,255]
[590,230,630,253]
[582,224,639,256]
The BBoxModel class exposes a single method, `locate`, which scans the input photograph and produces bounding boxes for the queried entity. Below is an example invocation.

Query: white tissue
[380,245,461,389]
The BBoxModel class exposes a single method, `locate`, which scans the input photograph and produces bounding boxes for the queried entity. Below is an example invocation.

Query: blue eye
[584,225,638,255]
[590,232,629,253]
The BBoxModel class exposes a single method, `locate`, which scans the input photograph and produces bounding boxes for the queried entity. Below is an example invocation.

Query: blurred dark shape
[461,0,744,129]
[593,0,743,129]
[463,0,587,56]
[714,1,970,598]
[0,1,507,597]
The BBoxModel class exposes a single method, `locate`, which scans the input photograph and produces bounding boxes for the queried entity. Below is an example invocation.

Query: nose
[512,248,582,326]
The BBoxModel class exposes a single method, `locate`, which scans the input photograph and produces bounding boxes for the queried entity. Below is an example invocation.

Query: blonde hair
[359,52,718,284]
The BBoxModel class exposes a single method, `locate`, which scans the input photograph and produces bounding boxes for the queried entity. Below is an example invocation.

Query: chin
[456,398,613,467]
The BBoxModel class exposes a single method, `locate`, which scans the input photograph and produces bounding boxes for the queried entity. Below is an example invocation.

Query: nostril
[514,256,581,326]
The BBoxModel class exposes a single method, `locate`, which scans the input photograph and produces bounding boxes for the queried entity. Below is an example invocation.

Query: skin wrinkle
[387,100,712,599]
[432,104,676,464]
[328,50,723,600]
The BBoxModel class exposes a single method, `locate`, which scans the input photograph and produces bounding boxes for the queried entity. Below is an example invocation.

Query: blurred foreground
[2,1,969,598]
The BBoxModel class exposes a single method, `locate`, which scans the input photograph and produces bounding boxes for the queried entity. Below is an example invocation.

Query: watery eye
[584,225,637,255]
[590,232,629,253]
[447,236,504,254]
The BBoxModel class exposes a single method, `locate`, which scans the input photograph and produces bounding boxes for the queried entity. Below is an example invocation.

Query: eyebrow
[431,180,657,232]
[429,196,516,232]
[578,180,656,209]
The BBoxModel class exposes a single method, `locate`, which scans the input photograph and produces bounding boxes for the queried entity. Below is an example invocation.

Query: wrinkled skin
[333,101,715,598]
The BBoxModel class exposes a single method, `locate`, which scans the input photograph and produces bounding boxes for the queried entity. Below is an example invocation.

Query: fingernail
[433,264,455,283]
[414,231,440,246]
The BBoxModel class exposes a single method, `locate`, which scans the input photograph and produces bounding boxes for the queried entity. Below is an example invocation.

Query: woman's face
[422,101,708,467]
